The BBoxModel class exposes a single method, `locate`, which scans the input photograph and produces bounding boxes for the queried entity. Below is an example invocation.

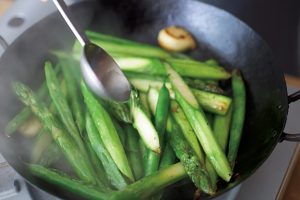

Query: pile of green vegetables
[5,31,246,200]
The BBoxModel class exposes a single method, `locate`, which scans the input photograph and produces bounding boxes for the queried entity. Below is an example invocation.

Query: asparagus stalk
[113,56,230,79]
[130,91,161,154]
[125,125,144,180]
[45,62,86,154]
[110,163,187,200]
[4,65,60,137]
[85,112,128,189]
[170,101,204,162]
[81,81,134,182]
[167,117,214,195]
[205,107,233,189]
[74,40,172,60]
[29,164,111,200]
[12,82,97,184]
[128,75,231,115]
[165,63,232,182]
[60,59,85,134]
[228,70,246,169]
[30,163,186,200]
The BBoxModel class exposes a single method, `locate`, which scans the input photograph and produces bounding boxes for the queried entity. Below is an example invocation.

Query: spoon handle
[52,0,89,46]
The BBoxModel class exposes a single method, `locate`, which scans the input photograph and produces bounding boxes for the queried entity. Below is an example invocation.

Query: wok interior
[0,0,289,199]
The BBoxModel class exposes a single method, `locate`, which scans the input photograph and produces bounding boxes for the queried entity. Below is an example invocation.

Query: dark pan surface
[0,0,288,199]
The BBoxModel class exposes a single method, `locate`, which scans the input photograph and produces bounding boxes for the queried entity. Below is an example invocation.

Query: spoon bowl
[81,43,131,102]
[53,0,131,102]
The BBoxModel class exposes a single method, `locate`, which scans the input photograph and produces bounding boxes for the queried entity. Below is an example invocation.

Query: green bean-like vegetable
[30,162,187,200]
[45,62,85,154]
[85,113,128,189]
[4,66,60,137]
[145,84,170,176]
[12,82,97,184]
[128,75,230,115]
[130,91,161,154]
[29,164,111,200]
[112,56,230,80]
[166,63,232,182]
[228,69,246,169]
[110,163,187,200]
[170,101,204,162]
[85,138,111,188]
[81,82,134,181]
[166,58,231,80]
[74,40,172,60]
[125,125,143,180]
[155,83,170,147]
[60,59,85,134]
[205,107,233,190]
[192,89,232,115]
[5,74,52,137]
[167,117,214,195]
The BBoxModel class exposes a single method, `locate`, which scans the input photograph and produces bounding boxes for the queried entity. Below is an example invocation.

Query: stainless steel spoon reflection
[53,0,131,102]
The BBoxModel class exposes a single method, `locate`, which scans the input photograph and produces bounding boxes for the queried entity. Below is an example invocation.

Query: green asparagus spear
[74,40,172,60]
[145,84,170,176]
[192,89,232,115]
[165,63,232,182]
[5,75,51,137]
[85,137,111,188]
[205,107,233,190]
[228,70,246,169]
[29,164,111,200]
[170,101,204,162]
[60,59,85,134]
[166,58,231,80]
[45,62,86,154]
[30,162,186,200]
[81,81,134,181]
[12,82,97,184]
[85,113,128,189]
[167,117,214,195]
[113,56,230,79]
[155,83,170,147]
[130,90,161,154]
[110,163,187,200]
[125,125,143,180]
[128,75,230,115]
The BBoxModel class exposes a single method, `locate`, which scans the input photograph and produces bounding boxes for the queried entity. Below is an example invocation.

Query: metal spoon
[52,0,131,102]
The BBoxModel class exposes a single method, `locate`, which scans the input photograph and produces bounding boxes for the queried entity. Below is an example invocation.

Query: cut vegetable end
[164,63,199,109]
[132,107,161,154]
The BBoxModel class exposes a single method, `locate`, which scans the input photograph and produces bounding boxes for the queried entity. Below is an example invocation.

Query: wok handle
[280,90,300,142]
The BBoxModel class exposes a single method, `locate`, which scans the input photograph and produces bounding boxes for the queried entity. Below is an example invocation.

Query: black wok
[0,0,299,199]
